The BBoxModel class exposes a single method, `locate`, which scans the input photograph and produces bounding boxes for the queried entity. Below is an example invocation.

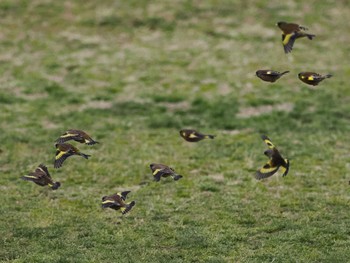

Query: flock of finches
[21,21,334,216]
[256,22,332,85]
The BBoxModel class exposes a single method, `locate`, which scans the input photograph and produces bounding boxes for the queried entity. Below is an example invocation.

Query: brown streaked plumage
[150,163,183,182]
[55,129,98,145]
[180,129,215,142]
[256,70,290,83]
[101,191,135,215]
[298,72,333,86]
[21,164,61,190]
[256,135,289,180]
[277,21,315,54]
[54,143,90,168]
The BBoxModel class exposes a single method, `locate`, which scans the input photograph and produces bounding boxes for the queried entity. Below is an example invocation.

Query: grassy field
[1,0,350,262]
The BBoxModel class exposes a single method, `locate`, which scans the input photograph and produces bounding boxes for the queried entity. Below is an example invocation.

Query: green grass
[1,0,350,262]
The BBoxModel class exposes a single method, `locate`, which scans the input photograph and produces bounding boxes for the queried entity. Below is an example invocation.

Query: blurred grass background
[1,0,349,262]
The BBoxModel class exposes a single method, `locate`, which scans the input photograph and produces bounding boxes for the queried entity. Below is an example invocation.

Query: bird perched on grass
[256,135,289,180]
[55,129,98,145]
[54,143,90,168]
[180,129,215,142]
[21,164,61,190]
[101,191,135,215]
[298,72,333,86]
[150,163,183,182]
[277,21,315,53]
[256,70,290,83]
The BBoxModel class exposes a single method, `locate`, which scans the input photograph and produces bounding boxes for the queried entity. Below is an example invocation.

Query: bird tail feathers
[80,153,91,159]
[173,174,183,181]
[205,135,215,139]
[306,34,315,40]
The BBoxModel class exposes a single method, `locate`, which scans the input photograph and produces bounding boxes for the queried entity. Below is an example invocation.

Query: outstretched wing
[282,33,296,54]
[38,164,51,178]
[261,135,276,149]
[256,161,280,180]
[118,191,131,201]
[54,150,71,168]
[55,131,81,144]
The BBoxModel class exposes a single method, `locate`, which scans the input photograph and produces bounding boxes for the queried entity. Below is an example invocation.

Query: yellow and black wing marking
[261,135,276,149]
[121,201,135,215]
[256,160,280,180]
[152,168,165,181]
[55,131,82,144]
[54,149,72,168]
[282,33,296,54]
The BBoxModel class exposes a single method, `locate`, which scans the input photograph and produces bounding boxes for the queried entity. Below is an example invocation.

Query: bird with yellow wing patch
[101,191,135,215]
[21,164,61,190]
[179,129,215,142]
[55,129,99,145]
[54,143,90,168]
[277,21,315,54]
[256,135,289,180]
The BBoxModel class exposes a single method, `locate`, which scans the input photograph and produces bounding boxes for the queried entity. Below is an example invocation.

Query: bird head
[276,21,287,27]
[264,149,274,158]
[51,182,61,190]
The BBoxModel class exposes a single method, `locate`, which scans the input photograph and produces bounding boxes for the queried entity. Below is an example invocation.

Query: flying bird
[276,21,315,53]
[256,135,289,180]
[256,70,290,83]
[150,163,183,182]
[180,129,215,142]
[55,129,98,145]
[101,191,135,215]
[54,143,90,168]
[21,164,61,190]
[298,72,332,86]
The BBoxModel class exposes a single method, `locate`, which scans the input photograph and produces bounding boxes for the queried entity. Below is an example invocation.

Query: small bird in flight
[298,72,333,86]
[180,129,215,142]
[55,129,98,145]
[101,191,135,215]
[256,70,290,83]
[277,21,315,54]
[54,143,90,168]
[150,163,183,182]
[256,135,289,180]
[21,164,61,190]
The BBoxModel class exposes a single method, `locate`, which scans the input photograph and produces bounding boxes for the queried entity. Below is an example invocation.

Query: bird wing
[55,131,81,144]
[256,161,280,180]
[261,135,276,150]
[54,150,71,168]
[264,71,280,77]
[281,159,290,177]
[282,33,296,53]
[38,164,51,178]
[118,191,131,201]
[189,132,200,139]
